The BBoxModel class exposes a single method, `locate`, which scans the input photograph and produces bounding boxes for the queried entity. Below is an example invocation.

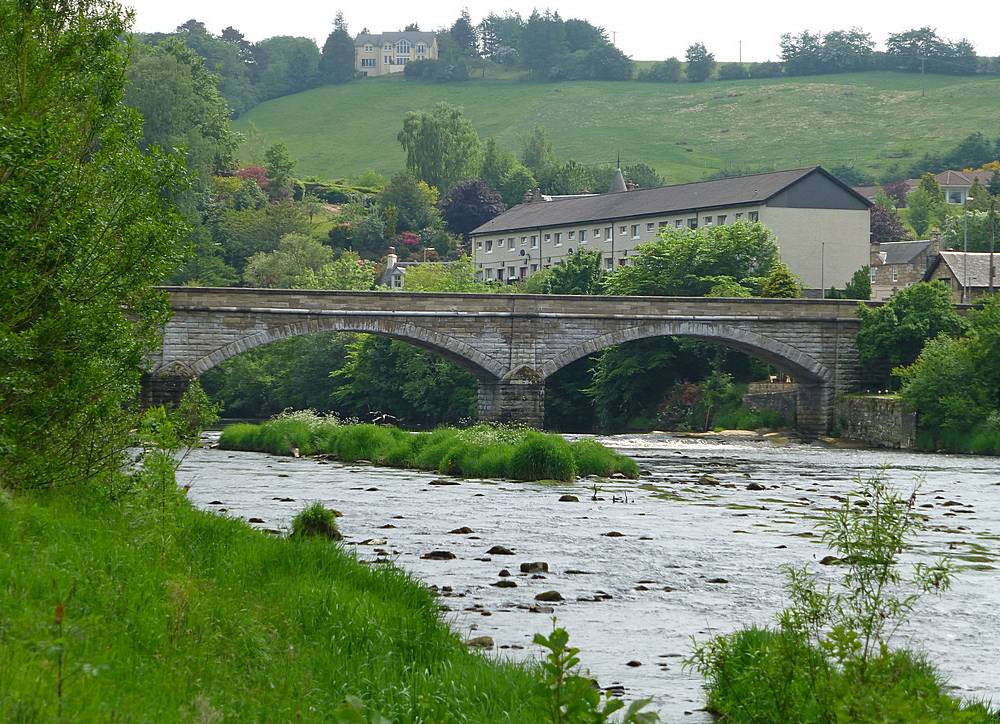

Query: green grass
[235,71,1000,183]
[219,415,638,482]
[694,626,998,723]
[0,486,549,722]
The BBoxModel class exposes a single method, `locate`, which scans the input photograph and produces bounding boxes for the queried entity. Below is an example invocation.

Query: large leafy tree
[398,103,482,192]
[320,12,355,84]
[242,233,334,288]
[253,35,320,100]
[0,0,189,489]
[871,204,909,242]
[438,179,505,241]
[449,8,479,58]
[685,42,715,82]
[856,281,966,390]
[376,171,441,233]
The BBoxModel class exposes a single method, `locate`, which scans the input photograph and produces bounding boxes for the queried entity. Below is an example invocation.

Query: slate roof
[355,31,437,46]
[878,240,933,265]
[473,166,868,236]
[928,251,999,288]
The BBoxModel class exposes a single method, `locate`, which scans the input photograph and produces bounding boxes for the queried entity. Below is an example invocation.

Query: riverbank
[0,486,550,721]
[219,414,639,482]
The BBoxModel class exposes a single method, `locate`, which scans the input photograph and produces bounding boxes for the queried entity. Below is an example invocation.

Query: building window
[416,43,426,53]
[631,224,640,239]
[748,211,759,221]
[507,237,514,248]
[496,269,504,281]
[543,233,551,244]
[646,222,655,232]
[361,58,376,68]
[619,225,627,235]
[485,240,493,253]
[704,216,713,226]
[717,215,727,224]
[735,212,743,219]
[891,267,898,283]
[605,226,613,241]
[396,40,411,54]
[384,44,392,50]
[579,229,587,242]
[948,191,963,204]
[593,228,601,239]
[568,231,576,241]
[531,235,538,248]
[364,44,373,51]
[658,221,668,228]
[396,56,408,65]
[507,266,516,279]
[605,257,614,269]
[530,263,538,272]
[870,267,877,284]
[675,219,683,228]
[554,232,562,246]
[476,241,482,249]
[687,218,698,229]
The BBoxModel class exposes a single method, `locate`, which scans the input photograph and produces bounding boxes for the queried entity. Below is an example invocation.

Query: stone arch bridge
[145,288,864,436]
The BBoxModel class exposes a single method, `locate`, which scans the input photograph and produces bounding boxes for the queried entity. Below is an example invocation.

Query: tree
[855,281,966,389]
[886,27,977,74]
[843,266,872,300]
[243,233,334,288]
[253,36,321,100]
[264,143,296,198]
[685,42,715,82]
[376,172,441,232]
[988,170,1000,197]
[638,57,682,82]
[438,180,505,241]
[882,180,910,208]
[397,103,482,191]
[1,0,189,488]
[718,63,748,81]
[402,256,482,292]
[871,204,909,242]
[521,10,566,78]
[761,264,801,298]
[320,12,356,84]
[520,126,556,173]
[294,251,376,290]
[449,8,479,58]
[544,250,604,294]
[125,39,238,181]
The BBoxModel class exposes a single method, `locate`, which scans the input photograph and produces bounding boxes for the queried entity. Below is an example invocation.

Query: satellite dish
[519,249,526,256]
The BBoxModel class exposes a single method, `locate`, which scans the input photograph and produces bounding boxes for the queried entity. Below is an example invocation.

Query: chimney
[386,246,398,270]
[929,230,941,256]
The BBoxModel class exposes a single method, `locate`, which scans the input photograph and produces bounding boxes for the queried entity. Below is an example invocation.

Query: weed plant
[291,502,342,540]
[689,469,998,722]
[219,416,638,482]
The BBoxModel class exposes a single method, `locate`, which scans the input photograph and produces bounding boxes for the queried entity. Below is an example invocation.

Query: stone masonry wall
[834,395,916,449]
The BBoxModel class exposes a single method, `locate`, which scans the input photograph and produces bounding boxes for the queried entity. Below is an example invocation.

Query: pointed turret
[608,166,627,193]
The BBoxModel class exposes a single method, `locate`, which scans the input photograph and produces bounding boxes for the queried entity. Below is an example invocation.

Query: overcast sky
[126,0,1000,62]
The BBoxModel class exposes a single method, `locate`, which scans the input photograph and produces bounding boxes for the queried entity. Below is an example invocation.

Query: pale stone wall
[834,395,916,449]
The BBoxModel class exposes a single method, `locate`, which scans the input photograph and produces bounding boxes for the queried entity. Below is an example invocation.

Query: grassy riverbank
[0,485,549,721]
[219,414,639,482]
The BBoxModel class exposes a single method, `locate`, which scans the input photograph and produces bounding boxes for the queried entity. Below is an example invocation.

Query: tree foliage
[438,179,505,240]
[871,204,909,242]
[320,12,356,84]
[684,43,715,82]
[0,0,189,488]
[242,233,334,288]
[856,281,966,389]
[398,103,482,192]
[761,264,801,298]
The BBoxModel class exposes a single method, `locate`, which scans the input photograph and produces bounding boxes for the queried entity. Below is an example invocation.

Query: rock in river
[535,590,564,602]
[491,579,517,588]
[421,550,456,561]
[558,494,579,502]
[466,636,494,648]
[520,561,549,573]
[746,482,766,491]
[602,531,625,538]
[486,545,514,555]
[448,526,474,534]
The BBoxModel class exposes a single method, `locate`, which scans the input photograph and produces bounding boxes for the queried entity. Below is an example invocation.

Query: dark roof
[472,167,870,236]
[355,31,436,46]
[877,240,933,265]
[928,251,998,288]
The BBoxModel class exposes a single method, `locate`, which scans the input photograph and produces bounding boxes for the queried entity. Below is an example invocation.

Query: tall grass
[219,414,638,482]
[0,487,549,721]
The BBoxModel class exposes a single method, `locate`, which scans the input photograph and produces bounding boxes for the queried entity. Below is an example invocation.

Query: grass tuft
[291,502,342,540]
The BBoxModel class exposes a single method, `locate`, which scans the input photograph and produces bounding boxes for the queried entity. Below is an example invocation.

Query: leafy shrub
[291,503,342,540]
[509,432,576,482]
[717,62,749,80]
[571,439,640,477]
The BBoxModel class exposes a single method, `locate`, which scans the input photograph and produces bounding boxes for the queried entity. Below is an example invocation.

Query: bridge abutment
[141,373,192,409]
[477,380,545,428]
[795,382,833,439]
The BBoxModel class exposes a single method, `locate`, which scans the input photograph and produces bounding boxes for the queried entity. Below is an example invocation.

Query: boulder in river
[421,550,456,560]
[448,526,474,534]
[535,590,564,602]
[558,494,579,502]
[486,545,514,555]
[430,479,461,486]
[498,568,511,577]
[492,579,517,588]
[746,482,766,491]
[697,474,721,486]
[519,562,549,573]
[466,636,494,648]
[706,577,729,584]
[603,531,625,537]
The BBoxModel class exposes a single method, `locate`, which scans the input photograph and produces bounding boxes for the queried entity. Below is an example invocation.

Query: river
[177,434,1000,720]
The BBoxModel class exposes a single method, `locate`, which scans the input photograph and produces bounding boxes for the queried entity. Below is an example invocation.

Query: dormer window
[416,43,426,53]
[364,44,373,52]
[396,40,411,54]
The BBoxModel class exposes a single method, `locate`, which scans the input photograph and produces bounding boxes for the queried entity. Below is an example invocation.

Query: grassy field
[235,71,1000,184]
[0,485,550,721]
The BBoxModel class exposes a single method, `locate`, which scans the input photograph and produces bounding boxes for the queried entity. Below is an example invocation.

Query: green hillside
[235,72,1000,184]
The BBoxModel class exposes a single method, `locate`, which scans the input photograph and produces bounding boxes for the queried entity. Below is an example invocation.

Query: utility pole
[921,56,925,98]
[739,39,742,65]
[962,199,970,303]
[990,195,997,294]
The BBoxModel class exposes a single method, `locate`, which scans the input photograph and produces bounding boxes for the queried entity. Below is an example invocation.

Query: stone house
[869,237,939,301]
[354,32,438,77]
[471,166,872,292]
[854,169,998,206]
[924,251,999,302]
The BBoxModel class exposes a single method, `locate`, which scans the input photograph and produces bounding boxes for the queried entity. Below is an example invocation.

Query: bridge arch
[177,316,508,381]
[537,320,832,383]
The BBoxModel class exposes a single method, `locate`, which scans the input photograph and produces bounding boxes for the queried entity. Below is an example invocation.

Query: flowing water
[178,434,1000,720]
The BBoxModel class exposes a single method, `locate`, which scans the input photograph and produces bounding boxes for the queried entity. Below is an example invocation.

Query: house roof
[877,240,933,265]
[473,167,869,236]
[935,170,973,187]
[927,251,999,288]
[355,31,437,46]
